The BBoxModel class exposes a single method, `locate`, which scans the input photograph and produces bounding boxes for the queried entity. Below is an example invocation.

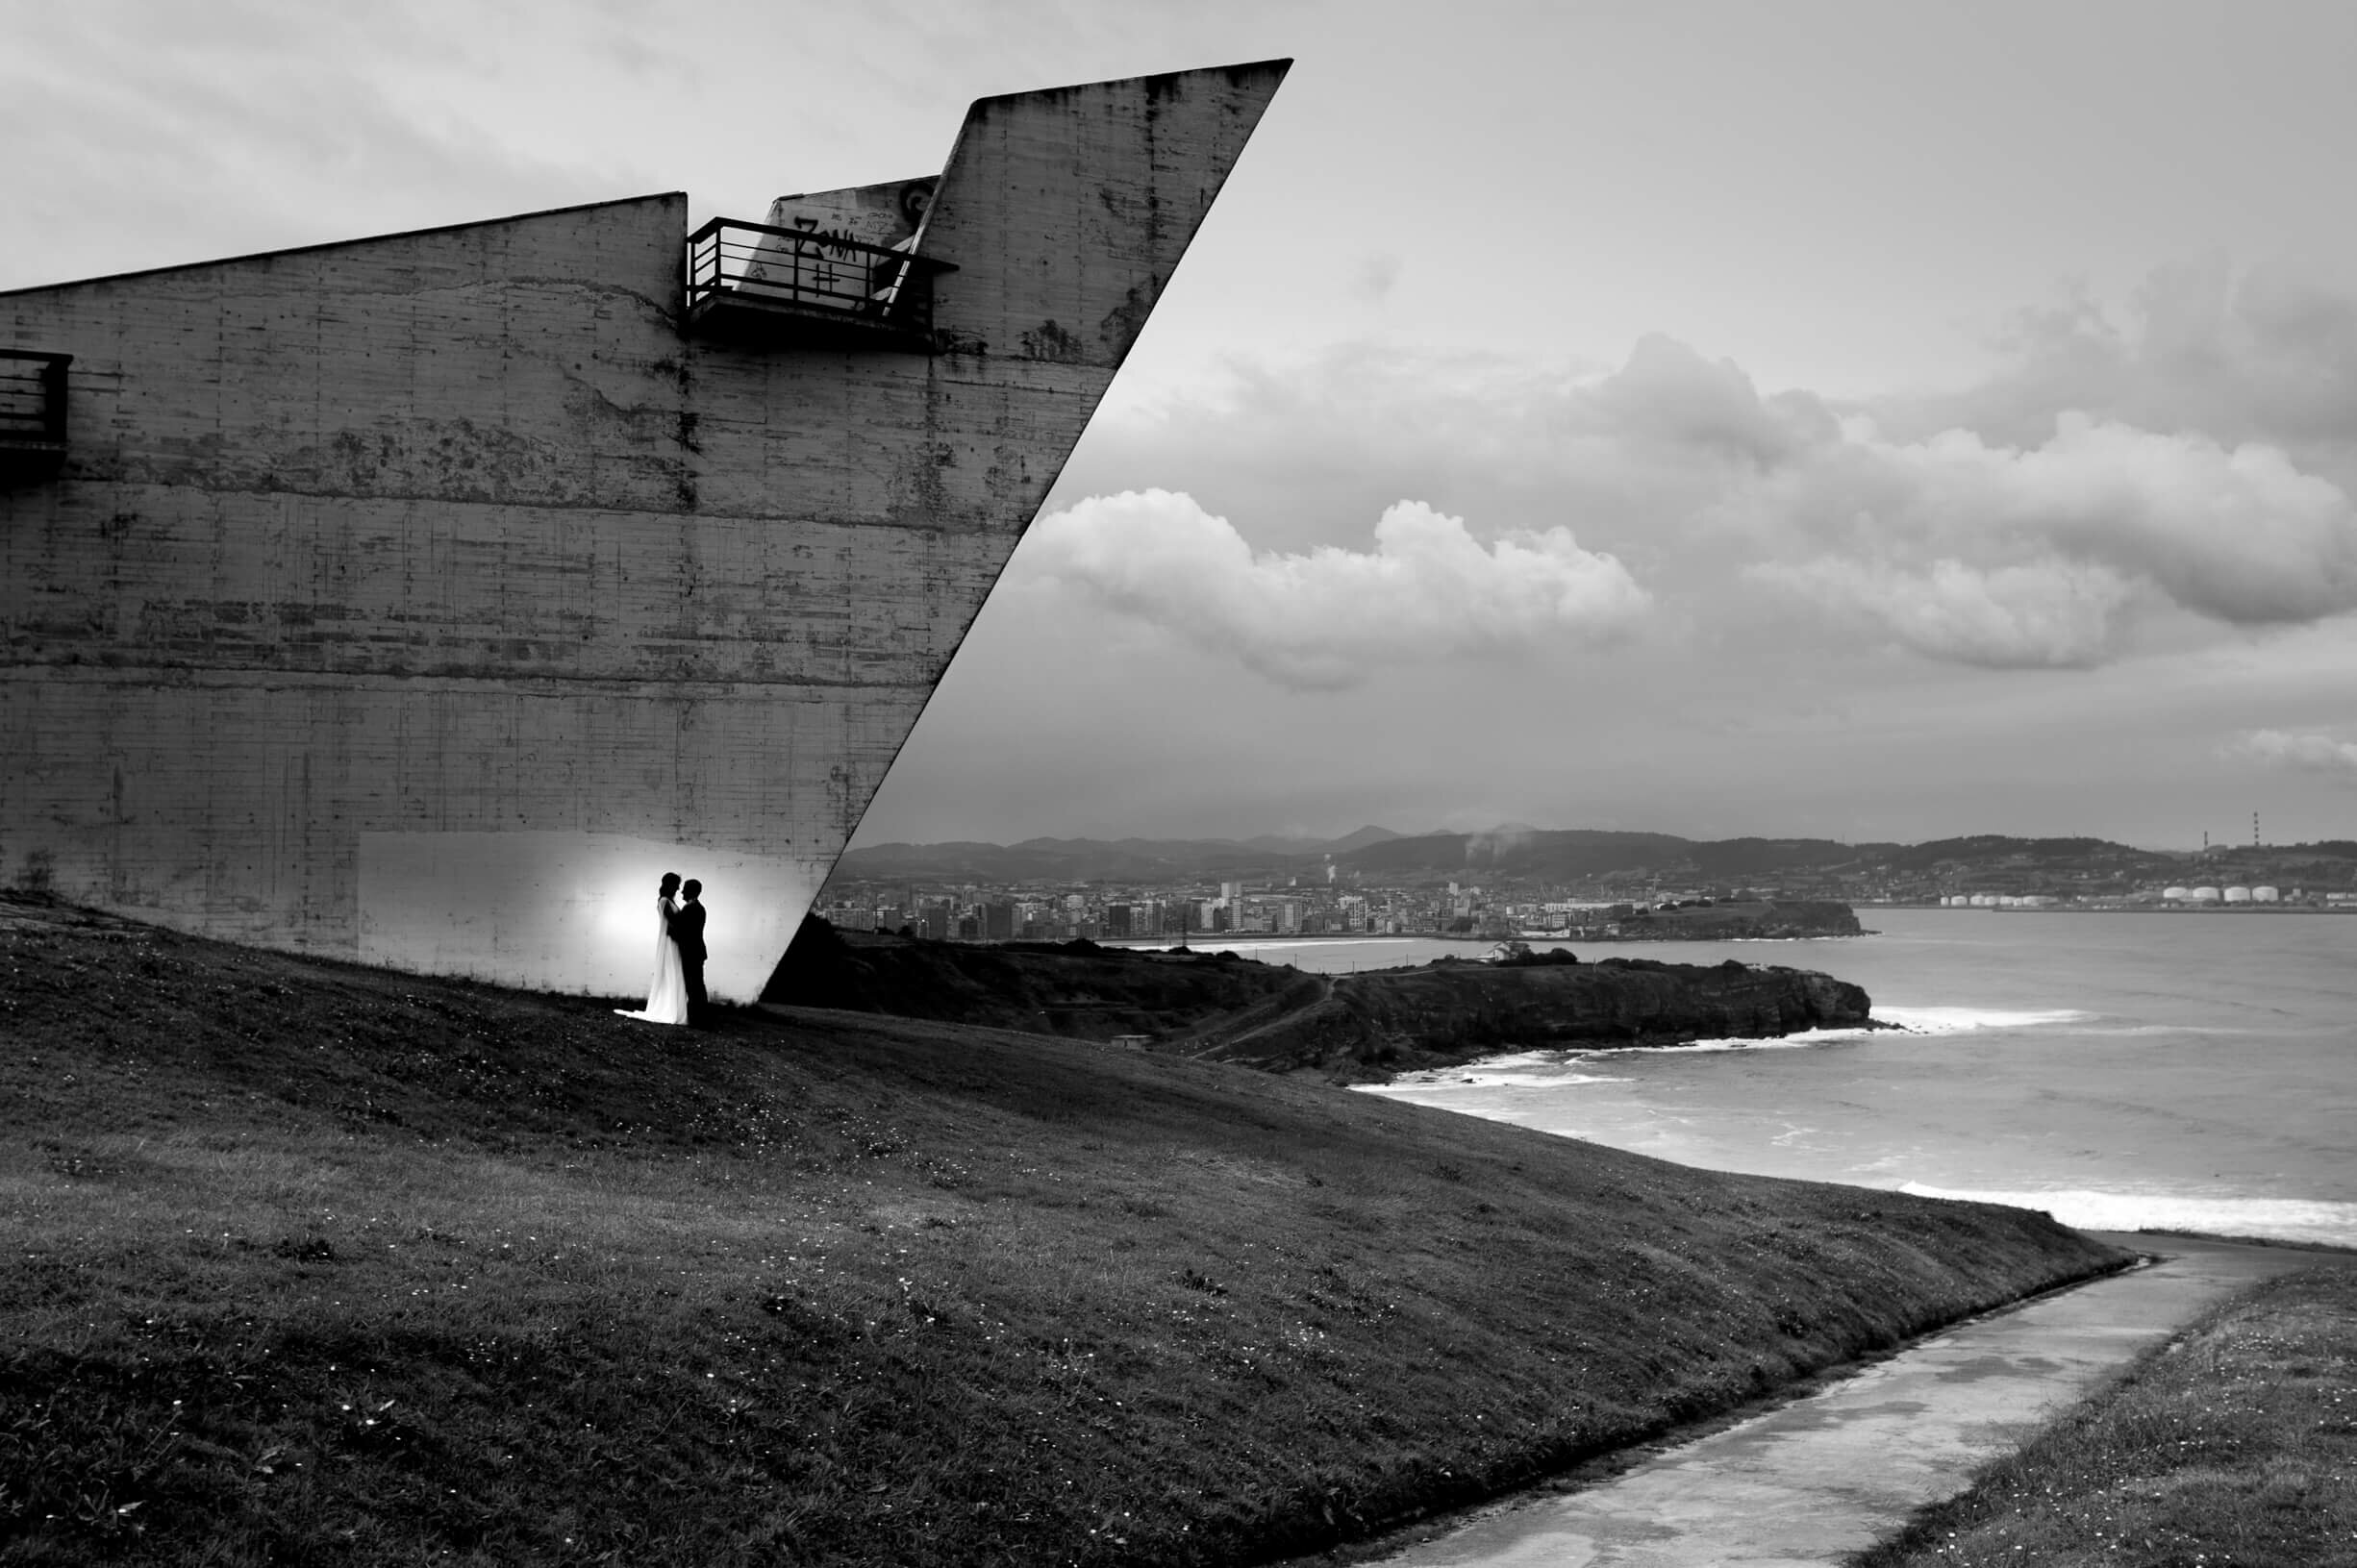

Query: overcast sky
[11,0,2357,850]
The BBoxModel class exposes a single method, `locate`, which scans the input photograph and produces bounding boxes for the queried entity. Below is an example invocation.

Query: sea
[1130,909,2357,1247]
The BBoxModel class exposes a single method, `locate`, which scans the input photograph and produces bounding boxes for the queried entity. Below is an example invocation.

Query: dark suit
[669,899,709,1021]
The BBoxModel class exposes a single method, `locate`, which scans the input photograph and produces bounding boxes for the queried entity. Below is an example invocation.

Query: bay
[1152,910,2357,1246]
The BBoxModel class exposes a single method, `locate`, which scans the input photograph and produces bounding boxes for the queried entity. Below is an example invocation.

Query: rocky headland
[768,920,1873,1082]
[1185,953,1871,1078]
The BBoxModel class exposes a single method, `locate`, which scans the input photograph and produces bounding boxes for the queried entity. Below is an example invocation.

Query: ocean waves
[1896,1183,2357,1249]
[1376,1053,1634,1091]
[1872,1006,2097,1033]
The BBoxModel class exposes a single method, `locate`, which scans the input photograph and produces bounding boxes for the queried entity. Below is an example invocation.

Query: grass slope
[1856,1260,2357,1567]
[760,922,1316,1044]
[1,897,2123,1566]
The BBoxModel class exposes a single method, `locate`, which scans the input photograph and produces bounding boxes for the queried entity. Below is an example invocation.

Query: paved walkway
[1370,1234,2327,1568]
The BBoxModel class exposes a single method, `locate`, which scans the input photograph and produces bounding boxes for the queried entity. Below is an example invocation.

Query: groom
[670,880,709,1025]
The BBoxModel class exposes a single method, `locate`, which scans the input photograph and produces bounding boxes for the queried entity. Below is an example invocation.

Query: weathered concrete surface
[0,62,1288,1000]
[1369,1234,2324,1568]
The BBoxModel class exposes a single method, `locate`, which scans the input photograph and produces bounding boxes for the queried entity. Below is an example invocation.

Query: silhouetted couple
[614,873,708,1027]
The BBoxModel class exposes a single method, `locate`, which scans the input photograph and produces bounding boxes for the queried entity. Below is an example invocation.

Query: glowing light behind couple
[357,830,816,1002]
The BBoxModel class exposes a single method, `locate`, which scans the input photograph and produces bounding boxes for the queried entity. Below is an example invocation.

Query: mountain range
[829,827,1403,884]
[828,829,2357,888]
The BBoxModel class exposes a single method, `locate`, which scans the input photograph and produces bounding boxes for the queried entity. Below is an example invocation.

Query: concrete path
[1370,1234,2323,1568]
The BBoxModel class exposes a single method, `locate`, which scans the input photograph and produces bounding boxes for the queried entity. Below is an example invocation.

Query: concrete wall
[764,178,937,248]
[1,61,1289,1001]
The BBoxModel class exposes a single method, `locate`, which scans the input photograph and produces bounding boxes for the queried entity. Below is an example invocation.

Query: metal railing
[684,218,954,341]
[0,349,69,451]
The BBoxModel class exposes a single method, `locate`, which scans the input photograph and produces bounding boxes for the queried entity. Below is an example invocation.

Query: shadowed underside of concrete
[1369,1234,2322,1568]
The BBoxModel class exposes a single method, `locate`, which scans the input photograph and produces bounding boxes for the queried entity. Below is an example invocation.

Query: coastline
[3,895,2122,1567]
[1864,902,2357,915]
[1102,930,1870,958]
[1349,906,2357,1255]
[1369,1038,2357,1250]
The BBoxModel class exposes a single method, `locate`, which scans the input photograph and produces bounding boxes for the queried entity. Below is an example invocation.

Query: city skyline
[815,852,2357,948]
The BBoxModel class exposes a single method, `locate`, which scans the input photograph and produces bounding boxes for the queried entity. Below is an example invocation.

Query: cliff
[770,921,1873,1081]
[1192,956,1872,1078]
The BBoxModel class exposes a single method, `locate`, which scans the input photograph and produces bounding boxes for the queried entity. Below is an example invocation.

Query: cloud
[1067,284,2357,675]
[1883,261,2357,489]
[1022,490,1651,689]
[0,0,635,286]
[1751,557,2134,669]
[1736,412,2357,643]
[2233,729,2357,783]
[1586,335,1837,467]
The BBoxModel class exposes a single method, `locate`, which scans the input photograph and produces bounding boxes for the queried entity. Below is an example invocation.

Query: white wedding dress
[614,895,689,1025]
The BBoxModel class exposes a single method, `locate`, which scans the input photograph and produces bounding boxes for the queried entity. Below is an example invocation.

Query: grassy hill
[2,896,2123,1566]
[1861,1262,2357,1566]
[759,921,1319,1042]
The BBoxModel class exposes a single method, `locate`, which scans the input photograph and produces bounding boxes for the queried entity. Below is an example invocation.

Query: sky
[10,0,2357,851]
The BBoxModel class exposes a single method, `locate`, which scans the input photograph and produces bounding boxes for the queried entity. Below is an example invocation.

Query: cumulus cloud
[1066,288,2357,675]
[1883,261,2357,488]
[1738,412,2357,650]
[1023,490,1651,689]
[1584,334,1838,466]
[2233,729,2357,783]
[1751,557,2134,668]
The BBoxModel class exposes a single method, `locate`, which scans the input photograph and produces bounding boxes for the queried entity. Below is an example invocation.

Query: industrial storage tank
[2163,885,2193,901]
[2191,886,2223,903]
[2223,885,2253,904]
[2254,885,2281,903]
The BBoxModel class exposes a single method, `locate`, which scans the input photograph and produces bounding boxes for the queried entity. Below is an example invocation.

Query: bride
[614,872,689,1025]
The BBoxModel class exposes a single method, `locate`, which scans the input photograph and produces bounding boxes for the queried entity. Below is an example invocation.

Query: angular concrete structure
[0,62,1288,1001]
